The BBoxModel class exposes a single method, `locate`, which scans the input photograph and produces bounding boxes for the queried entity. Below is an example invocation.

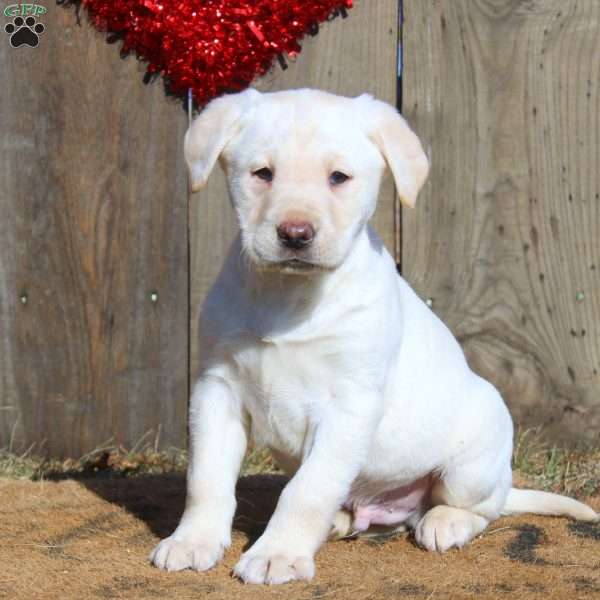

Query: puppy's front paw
[233,550,315,585]
[149,535,226,572]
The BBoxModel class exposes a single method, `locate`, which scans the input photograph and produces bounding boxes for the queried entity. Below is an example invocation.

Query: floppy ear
[356,94,429,208]
[184,88,260,192]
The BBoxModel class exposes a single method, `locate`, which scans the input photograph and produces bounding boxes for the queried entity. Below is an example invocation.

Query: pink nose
[276,221,315,249]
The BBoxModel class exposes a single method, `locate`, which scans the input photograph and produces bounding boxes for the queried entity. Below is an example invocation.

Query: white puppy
[150,88,598,585]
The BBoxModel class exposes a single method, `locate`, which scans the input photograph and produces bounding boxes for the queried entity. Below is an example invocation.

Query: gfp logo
[4,4,46,48]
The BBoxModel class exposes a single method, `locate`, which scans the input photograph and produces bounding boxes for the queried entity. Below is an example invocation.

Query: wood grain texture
[0,5,189,456]
[403,0,600,442]
[190,0,400,377]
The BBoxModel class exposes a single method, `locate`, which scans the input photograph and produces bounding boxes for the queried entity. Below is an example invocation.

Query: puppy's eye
[329,171,351,186]
[252,167,273,182]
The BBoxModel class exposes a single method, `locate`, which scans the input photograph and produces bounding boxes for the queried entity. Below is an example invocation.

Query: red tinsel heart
[80,0,353,106]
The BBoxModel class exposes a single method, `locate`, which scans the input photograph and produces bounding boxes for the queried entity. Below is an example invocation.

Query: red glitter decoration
[79,0,354,106]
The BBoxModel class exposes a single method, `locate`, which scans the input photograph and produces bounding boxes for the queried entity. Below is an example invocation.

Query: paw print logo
[5,15,45,48]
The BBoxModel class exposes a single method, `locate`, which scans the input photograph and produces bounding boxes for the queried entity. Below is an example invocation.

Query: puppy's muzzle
[277,221,315,250]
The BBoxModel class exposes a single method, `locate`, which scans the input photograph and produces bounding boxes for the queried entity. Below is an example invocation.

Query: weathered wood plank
[0,4,189,456]
[403,0,600,442]
[190,0,399,377]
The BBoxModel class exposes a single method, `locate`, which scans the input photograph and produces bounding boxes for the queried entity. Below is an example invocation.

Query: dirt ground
[1,473,599,600]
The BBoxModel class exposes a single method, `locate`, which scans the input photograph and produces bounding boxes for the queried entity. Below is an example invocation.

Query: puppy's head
[185,88,428,274]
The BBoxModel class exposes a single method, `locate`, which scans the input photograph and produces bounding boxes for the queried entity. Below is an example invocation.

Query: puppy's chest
[230,339,335,456]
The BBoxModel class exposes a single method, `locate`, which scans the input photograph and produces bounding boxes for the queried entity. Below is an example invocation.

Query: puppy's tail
[502,487,599,522]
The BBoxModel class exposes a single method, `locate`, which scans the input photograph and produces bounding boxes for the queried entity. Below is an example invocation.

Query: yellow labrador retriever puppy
[150,88,598,584]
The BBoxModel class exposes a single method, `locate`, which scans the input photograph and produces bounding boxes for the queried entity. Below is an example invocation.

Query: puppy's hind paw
[415,505,488,552]
[329,508,354,540]
[149,536,225,572]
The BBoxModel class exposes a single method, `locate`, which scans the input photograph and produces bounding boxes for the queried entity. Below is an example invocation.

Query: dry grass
[0,430,279,481]
[1,429,598,497]
[0,437,186,481]
[512,428,600,498]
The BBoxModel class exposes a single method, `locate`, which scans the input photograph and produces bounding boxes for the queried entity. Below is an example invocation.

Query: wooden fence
[0,0,598,457]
